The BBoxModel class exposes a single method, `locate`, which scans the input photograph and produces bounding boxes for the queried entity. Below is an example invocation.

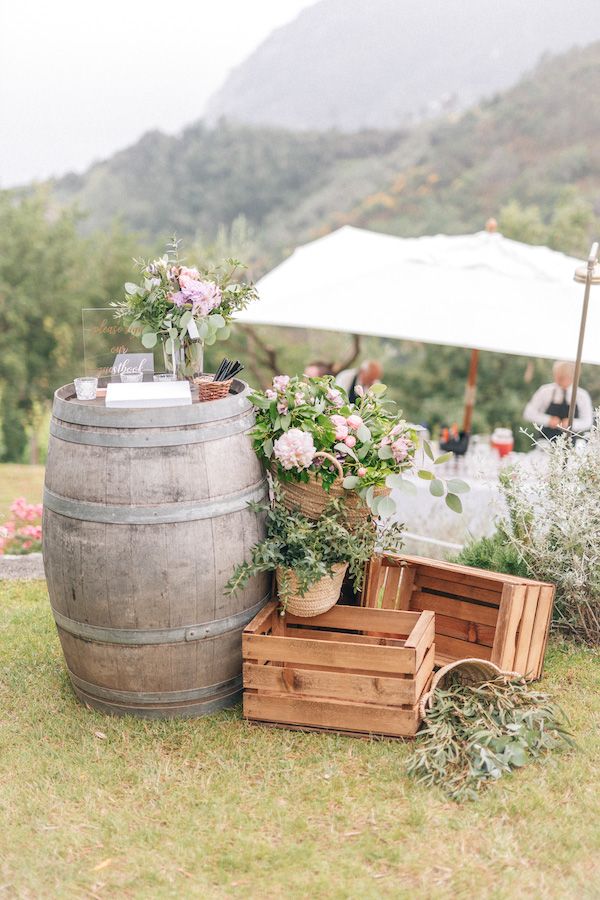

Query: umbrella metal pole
[462,348,479,434]
[568,242,599,433]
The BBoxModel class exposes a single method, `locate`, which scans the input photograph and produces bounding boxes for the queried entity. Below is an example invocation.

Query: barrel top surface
[53,378,253,428]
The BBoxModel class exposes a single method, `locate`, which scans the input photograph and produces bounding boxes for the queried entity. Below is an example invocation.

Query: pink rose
[345,435,357,448]
[357,467,367,477]
[330,415,347,427]
[346,414,363,430]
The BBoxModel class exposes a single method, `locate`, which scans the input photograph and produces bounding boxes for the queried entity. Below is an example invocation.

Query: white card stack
[105,382,192,408]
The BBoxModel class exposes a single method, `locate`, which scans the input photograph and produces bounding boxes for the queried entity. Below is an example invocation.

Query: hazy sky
[0,0,316,187]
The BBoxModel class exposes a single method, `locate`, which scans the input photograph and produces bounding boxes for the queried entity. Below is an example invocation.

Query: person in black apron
[540,388,577,441]
[524,360,593,441]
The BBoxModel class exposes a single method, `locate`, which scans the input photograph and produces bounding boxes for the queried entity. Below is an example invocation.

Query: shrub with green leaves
[496,421,600,645]
[408,675,573,802]
[451,531,530,578]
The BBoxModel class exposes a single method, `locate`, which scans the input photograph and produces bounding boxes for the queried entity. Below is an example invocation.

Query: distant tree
[0,190,137,461]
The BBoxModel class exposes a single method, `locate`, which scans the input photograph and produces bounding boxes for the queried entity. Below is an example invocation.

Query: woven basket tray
[272,452,389,527]
[194,375,233,402]
[276,563,348,617]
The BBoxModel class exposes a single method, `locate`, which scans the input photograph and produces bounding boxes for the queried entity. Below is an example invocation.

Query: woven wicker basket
[419,658,517,717]
[272,452,389,527]
[194,375,233,402]
[276,562,348,617]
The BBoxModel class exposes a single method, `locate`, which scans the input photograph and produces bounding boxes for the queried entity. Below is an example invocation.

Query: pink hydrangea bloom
[273,375,290,393]
[274,429,316,470]
[346,414,363,430]
[190,281,222,317]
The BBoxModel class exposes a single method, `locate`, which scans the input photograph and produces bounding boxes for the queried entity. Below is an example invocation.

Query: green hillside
[52,43,600,266]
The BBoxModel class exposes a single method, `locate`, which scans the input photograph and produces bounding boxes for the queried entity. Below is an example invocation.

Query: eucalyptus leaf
[370,383,387,396]
[445,493,463,513]
[376,496,397,519]
[429,478,445,497]
[434,452,453,465]
[141,332,157,349]
[417,469,434,480]
[217,325,231,340]
[447,478,470,495]
[124,282,139,295]
[180,311,192,328]
[423,440,435,461]
[205,333,216,346]
[378,445,393,460]
[343,475,360,489]
[385,474,405,489]
[357,424,371,442]
[198,320,210,339]
[262,438,273,458]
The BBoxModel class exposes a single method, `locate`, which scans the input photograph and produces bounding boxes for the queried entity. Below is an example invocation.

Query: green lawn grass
[1,580,599,898]
[0,463,45,518]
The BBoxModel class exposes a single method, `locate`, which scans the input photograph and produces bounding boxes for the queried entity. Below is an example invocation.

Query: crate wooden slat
[242,602,435,738]
[362,554,555,680]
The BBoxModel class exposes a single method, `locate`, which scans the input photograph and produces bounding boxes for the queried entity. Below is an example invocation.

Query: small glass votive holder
[74,376,98,400]
[153,373,177,382]
[120,372,143,383]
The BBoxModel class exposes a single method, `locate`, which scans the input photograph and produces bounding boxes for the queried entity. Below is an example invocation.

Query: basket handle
[313,451,344,482]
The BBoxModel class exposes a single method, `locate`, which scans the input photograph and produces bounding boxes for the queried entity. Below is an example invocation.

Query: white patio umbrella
[238,224,600,429]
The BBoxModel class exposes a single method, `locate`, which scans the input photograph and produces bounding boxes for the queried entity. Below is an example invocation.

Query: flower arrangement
[112,240,257,377]
[0,498,43,555]
[250,374,466,516]
[225,491,404,613]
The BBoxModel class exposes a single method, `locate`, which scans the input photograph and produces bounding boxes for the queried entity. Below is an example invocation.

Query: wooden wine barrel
[42,380,269,718]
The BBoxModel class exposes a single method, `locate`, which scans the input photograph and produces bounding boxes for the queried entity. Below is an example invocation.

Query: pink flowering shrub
[0,498,43,555]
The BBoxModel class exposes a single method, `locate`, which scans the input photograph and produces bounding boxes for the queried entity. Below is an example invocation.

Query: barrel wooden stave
[43,381,269,718]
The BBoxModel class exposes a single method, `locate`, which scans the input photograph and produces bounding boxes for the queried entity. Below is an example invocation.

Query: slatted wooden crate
[242,602,435,738]
[362,554,555,680]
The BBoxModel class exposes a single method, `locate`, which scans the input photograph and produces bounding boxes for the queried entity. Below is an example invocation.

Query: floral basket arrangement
[250,374,466,519]
[112,241,257,378]
[226,490,404,616]
[0,498,43,555]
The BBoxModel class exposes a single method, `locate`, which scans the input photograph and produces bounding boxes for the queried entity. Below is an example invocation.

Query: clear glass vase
[162,339,204,380]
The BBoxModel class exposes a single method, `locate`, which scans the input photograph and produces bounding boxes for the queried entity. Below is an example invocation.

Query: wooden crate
[242,602,435,738]
[362,554,555,680]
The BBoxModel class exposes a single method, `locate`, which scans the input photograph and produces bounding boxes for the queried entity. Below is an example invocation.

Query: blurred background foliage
[2,43,600,461]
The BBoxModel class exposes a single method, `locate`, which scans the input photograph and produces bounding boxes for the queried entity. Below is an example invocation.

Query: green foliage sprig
[408,675,573,802]
[225,491,404,611]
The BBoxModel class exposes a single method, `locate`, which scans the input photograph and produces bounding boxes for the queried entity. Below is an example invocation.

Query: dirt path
[0,553,45,580]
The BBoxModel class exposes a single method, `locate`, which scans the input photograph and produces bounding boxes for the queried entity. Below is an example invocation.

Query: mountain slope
[51,43,600,266]
[206,0,600,131]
